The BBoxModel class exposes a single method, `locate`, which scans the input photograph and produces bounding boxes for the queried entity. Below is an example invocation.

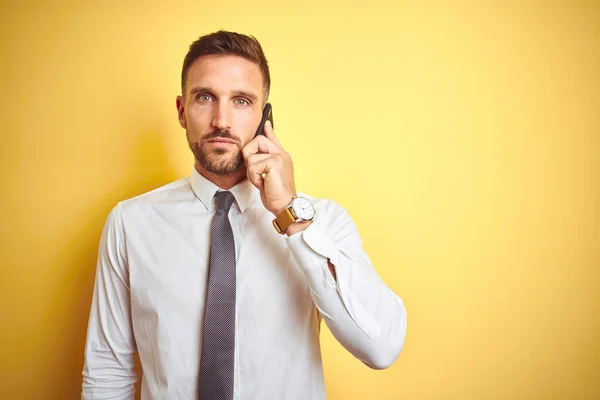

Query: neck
[194,160,247,190]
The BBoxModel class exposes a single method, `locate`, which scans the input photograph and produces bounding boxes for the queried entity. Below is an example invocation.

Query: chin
[201,154,243,176]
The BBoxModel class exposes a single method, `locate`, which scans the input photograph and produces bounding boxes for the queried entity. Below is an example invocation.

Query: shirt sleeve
[82,203,138,399]
[285,199,407,370]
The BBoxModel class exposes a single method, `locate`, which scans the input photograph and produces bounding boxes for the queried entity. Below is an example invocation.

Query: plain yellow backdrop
[1,1,598,399]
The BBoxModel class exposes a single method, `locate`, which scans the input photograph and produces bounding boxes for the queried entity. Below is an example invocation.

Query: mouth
[206,138,236,145]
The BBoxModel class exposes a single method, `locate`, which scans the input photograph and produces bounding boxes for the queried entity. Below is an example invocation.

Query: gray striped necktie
[198,190,236,400]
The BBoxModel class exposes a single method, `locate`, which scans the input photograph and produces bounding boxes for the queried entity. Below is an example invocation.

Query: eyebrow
[188,87,259,103]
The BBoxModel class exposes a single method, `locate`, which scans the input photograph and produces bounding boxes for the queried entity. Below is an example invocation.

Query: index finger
[242,134,282,160]
[263,121,283,150]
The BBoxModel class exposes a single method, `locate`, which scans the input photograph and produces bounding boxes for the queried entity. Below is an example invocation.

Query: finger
[263,120,283,150]
[247,154,278,177]
[246,156,277,190]
[246,165,264,190]
[246,166,264,191]
[242,134,282,160]
[245,153,272,167]
[253,134,282,153]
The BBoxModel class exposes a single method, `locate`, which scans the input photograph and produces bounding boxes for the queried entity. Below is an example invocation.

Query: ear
[176,95,187,129]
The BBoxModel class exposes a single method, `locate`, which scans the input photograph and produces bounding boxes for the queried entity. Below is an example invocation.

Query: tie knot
[214,190,235,212]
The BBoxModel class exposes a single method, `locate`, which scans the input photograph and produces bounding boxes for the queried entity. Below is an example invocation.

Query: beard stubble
[188,128,244,176]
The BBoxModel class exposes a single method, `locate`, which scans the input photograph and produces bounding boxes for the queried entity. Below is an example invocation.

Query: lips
[207,138,236,144]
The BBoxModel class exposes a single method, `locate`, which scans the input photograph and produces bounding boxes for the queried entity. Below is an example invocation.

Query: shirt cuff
[285,220,337,288]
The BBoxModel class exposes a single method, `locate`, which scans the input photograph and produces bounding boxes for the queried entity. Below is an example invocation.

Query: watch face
[292,197,315,220]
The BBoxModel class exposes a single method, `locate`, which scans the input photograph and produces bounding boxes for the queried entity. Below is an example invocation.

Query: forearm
[82,286,137,399]
[303,254,406,369]
[286,220,407,369]
[82,203,138,399]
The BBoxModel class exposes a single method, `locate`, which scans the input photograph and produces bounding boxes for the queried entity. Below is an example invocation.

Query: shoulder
[118,176,191,211]
[103,177,192,224]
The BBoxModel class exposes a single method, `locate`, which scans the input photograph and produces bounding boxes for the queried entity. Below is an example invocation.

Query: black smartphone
[254,103,274,137]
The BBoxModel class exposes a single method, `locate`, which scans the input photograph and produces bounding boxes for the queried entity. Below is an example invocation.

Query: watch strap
[272,207,297,234]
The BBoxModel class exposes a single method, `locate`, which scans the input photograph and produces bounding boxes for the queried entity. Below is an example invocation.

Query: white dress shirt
[82,167,407,400]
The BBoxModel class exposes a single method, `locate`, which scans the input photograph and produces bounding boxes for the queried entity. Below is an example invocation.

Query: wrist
[271,195,295,218]
[285,220,312,236]
[272,195,316,235]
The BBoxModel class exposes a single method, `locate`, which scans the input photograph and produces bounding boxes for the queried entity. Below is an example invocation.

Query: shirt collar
[189,166,257,212]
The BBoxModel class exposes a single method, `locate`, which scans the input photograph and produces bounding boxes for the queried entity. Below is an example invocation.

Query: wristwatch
[272,196,316,234]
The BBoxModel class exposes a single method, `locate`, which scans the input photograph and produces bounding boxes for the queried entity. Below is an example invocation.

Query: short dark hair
[181,30,270,98]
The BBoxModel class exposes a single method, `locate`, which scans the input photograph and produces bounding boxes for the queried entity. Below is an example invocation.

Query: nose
[211,101,232,130]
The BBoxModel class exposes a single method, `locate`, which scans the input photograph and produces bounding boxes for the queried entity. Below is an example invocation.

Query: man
[82,30,407,400]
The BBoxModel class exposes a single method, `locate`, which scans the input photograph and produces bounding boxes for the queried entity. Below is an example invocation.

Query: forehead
[185,55,263,96]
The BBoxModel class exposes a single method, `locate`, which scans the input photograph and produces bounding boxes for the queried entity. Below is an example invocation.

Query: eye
[234,98,249,106]
[197,94,213,102]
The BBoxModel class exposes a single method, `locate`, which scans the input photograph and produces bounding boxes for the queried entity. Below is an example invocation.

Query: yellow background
[1,1,598,399]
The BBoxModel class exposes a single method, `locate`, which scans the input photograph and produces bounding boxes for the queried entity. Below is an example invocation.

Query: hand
[242,121,296,216]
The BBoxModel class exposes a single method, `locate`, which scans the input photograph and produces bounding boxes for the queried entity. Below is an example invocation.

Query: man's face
[177,55,265,176]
